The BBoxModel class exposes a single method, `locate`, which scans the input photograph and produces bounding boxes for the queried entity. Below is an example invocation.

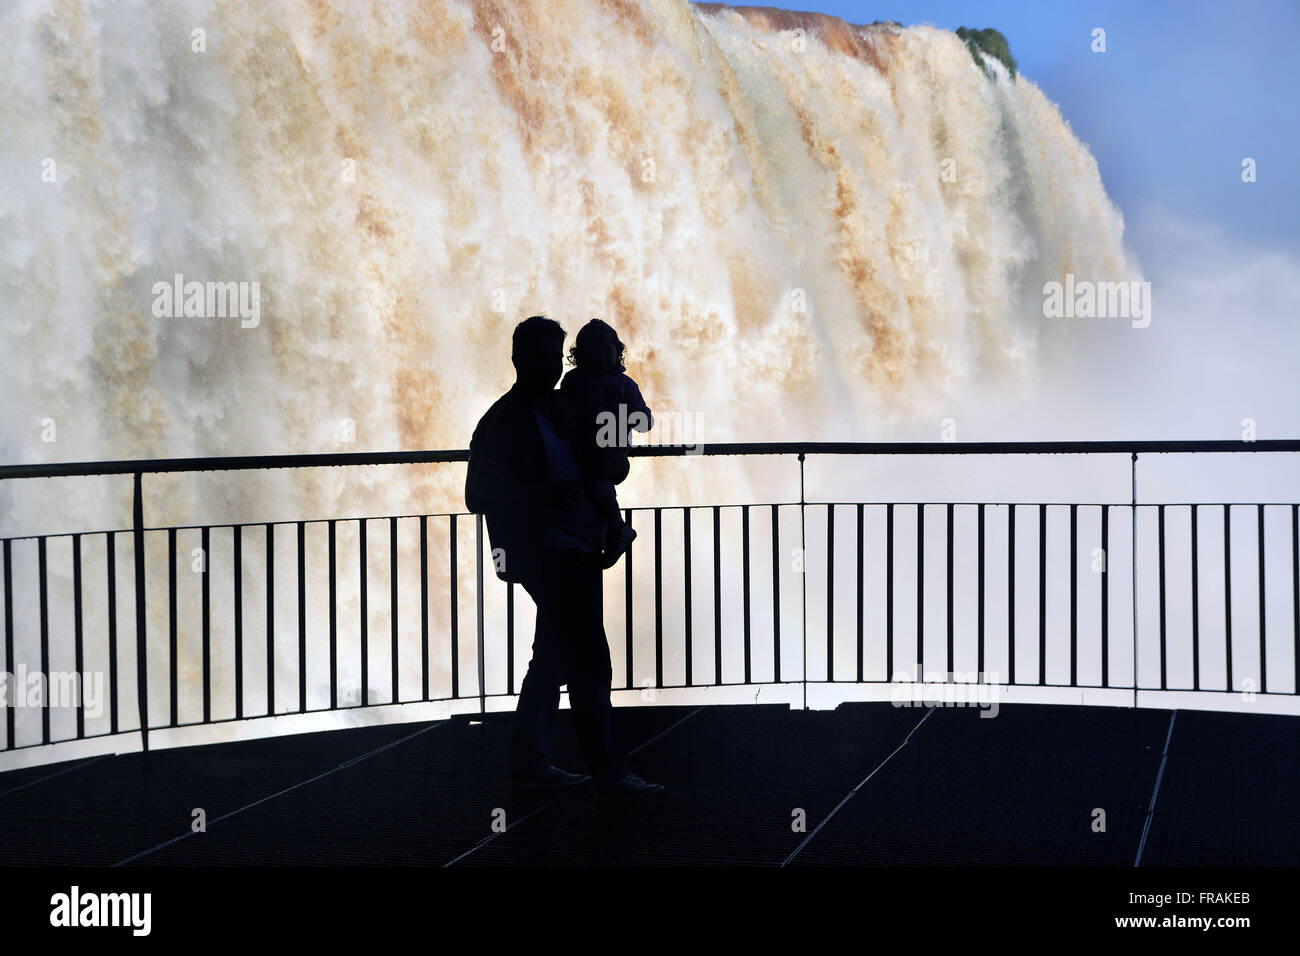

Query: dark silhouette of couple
[464,315,663,801]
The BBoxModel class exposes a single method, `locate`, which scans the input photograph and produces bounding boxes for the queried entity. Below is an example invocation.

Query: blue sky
[730,0,1300,254]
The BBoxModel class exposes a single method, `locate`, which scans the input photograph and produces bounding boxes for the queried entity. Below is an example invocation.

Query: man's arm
[465,398,555,587]
[465,415,505,514]
[466,402,537,511]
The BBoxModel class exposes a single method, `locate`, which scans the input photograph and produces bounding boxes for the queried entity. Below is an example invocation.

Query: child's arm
[619,374,653,432]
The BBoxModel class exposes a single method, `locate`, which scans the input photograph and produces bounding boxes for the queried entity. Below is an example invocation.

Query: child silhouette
[560,319,653,568]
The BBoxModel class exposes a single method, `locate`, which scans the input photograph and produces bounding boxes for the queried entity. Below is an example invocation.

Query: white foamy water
[0,0,1139,526]
[0,1,1165,754]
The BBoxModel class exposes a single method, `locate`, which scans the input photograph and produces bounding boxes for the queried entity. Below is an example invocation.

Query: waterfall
[1,0,1139,523]
[0,0,1142,748]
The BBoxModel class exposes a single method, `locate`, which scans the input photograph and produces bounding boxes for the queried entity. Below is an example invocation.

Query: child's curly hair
[566,318,626,370]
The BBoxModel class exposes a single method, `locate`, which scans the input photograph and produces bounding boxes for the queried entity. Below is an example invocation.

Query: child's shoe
[599,520,637,570]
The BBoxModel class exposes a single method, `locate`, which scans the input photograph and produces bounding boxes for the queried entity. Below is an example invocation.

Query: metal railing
[1,439,1297,763]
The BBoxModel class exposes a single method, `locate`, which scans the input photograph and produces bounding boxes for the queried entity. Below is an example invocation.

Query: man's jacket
[464,383,548,588]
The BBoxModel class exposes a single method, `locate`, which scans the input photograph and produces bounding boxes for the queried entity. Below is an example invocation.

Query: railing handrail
[2,438,1298,481]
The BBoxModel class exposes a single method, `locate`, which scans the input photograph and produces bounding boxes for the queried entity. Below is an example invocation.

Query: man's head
[511,315,566,396]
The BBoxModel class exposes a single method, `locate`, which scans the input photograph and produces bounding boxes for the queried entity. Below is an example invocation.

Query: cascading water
[0,0,1141,748]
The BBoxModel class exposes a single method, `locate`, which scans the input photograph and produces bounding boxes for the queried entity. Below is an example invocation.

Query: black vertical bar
[798,454,807,709]
[946,503,954,677]
[475,515,485,715]
[916,505,924,681]
[826,504,834,682]
[419,516,428,701]
[1190,506,1199,691]
[265,523,274,715]
[234,525,243,720]
[328,520,337,709]
[360,519,369,705]
[885,504,894,681]
[1258,504,1267,695]
[1130,457,1138,698]
[625,508,634,690]
[73,533,84,738]
[977,505,985,679]
[684,508,694,687]
[1157,506,1167,690]
[1101,508,1110,689]
[856,503,864,684]
[1070,504,1077,688]
[1008,506,1016,686]
[447,516,455,700]
[298,521,306,714]
[167,528,177,728]
[1224,505,1233,692]
[391,517,399,705]
[507,583,515,695]
[1038,504,1046,686]
[713,506,722,685]
[201,525,211,724]
[1293,504,1299,696]
[132,472,149,751]
[770,505,778,685]
[2,540,11,748]
[36,537,48,744]
[741,505,751,686]
[655,507,664,690]
[106,532,118,735]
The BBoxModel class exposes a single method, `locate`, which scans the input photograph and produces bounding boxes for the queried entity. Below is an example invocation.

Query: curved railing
[1,439,1297,768]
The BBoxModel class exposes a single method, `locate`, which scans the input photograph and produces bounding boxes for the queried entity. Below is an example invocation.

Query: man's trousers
[509,547,626,783]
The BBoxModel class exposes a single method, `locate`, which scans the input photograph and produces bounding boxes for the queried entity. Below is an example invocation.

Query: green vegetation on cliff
[956,26,1018,80]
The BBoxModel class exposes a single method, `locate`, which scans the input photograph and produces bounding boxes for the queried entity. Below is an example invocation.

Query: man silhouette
[465,315,663,800]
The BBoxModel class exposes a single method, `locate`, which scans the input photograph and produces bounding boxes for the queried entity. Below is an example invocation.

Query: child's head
[567,318,625,372]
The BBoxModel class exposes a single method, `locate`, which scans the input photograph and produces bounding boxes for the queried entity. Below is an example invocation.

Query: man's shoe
[594,771,665,801]
[511,765,591,791]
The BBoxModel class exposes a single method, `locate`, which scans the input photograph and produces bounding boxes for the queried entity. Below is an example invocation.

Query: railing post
[476,513,486,715]
[38,536,49,745]
[3,540,14,748]
[1130,452,1139,709]
[798,452,807,711]
[132,471,149,753]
